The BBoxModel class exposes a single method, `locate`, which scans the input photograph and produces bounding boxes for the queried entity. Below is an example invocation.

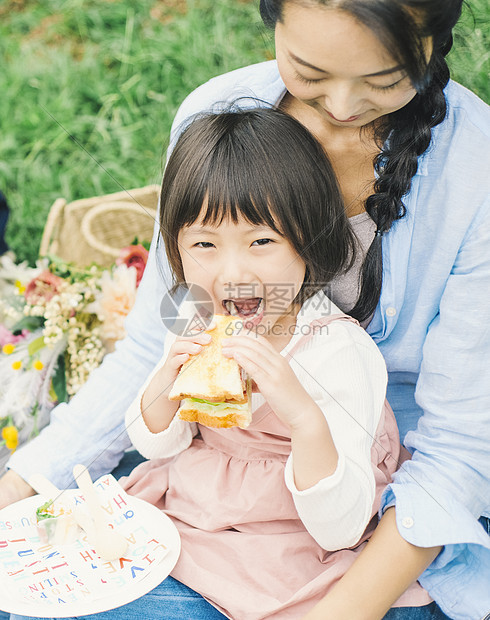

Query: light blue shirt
[8,61,490,618]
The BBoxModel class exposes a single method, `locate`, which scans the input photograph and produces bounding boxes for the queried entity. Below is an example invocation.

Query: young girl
[115,108,431,619]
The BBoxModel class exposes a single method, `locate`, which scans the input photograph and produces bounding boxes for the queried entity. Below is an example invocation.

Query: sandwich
[168,315,252,429]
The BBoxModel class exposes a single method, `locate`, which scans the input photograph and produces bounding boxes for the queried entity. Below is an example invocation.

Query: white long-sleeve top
[126,291,390,551]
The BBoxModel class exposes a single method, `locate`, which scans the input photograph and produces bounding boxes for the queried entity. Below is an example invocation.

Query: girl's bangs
[200,195,282,235]
[182,139,283,235]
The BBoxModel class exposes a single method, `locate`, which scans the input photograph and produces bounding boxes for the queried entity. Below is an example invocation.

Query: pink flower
[116,244,149,287]
[88,264,138,347]
[0,325,29,348]
[25,270,64,306]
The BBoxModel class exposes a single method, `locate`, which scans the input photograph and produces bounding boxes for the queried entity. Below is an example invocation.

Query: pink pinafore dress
[121,314,431,619]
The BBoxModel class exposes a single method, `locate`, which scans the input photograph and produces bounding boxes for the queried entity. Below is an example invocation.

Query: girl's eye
[367,76,407,92]
[194,241,214,248]
[294,70,323,86]
[252,238,274,246]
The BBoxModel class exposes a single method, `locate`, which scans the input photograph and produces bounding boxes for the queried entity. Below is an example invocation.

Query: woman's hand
[222,331,339,489]
[141,330,212,434]
[0,470,36,509]
[221,331,317,430]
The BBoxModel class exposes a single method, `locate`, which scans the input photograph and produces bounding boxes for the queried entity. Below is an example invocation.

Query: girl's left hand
[221,332,320,430]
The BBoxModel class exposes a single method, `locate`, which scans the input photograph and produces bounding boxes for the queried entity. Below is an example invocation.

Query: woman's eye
[367,76,407,92]
[252,238,274,246]
[294,70,322,86]
[194,241,214,248]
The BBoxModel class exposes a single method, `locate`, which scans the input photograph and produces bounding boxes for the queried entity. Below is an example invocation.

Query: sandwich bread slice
[169,315,252,429]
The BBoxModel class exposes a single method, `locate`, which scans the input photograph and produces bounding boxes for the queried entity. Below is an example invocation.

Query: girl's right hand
[159,330,212,395]
[141,328,212,434]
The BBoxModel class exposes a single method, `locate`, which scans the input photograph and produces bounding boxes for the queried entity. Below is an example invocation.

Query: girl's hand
[141,329,212,434]
[221,332,322,431]
[158,330,212,396]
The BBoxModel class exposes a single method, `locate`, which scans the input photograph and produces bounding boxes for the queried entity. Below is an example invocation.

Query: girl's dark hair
[159,107,355,305]
[260,0,463,321]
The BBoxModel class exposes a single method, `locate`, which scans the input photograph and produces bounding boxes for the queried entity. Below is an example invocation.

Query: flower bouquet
[0,241,149,467]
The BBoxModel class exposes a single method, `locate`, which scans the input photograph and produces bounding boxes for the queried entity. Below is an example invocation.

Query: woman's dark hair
[260,0,463,321]
[159,107,355,305]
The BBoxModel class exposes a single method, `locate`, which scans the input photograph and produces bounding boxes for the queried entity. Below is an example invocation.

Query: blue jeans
[4,597,450,620]
[5,599,450,620]
[109,448,147,479]
[383,603,450,619]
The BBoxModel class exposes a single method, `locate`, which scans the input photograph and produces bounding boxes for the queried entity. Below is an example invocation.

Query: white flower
[0,254,42,289]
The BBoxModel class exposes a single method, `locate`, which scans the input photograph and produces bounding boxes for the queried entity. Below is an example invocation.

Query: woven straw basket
[39,185,160,267]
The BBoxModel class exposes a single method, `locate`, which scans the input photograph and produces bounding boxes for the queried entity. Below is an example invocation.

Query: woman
[250,3,490,619]
[3,0,489,618]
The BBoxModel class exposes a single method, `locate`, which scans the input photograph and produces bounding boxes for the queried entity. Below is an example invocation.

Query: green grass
[449,0,490,99]
[0,0,271,264]
[1,0,488,265]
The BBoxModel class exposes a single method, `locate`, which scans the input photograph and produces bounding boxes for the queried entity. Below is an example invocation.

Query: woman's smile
[326,111,362,123]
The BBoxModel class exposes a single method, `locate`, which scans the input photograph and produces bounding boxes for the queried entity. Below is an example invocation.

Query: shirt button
[386,306,397,317]
[401,516,414,529]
